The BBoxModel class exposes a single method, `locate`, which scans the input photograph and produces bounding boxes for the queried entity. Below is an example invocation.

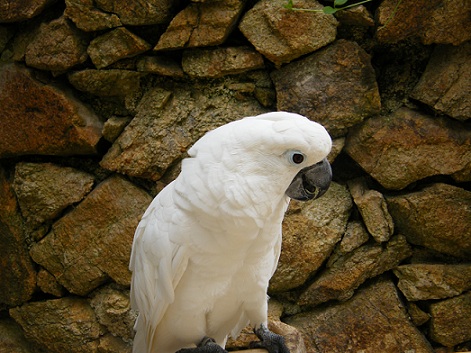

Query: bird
[129,111,332,353]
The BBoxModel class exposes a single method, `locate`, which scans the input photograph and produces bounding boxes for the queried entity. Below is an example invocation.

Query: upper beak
[285,158,332,201]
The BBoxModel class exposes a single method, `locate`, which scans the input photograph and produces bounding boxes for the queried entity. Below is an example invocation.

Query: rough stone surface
[100,83,267,180]
[394,264,471,301]
[269,182,352,293]
[90,285,136,343]
[0,64,103,158]
[13,162,95,230]
[10,297,103,353]
[37,268,66,297]
[337,220,369,255]
[298,235,412,307]
[287,278,434,353]
[272,40,380,137]
[0,317,35,353]
[0,0,55,23]
[137,55,184,77]
[182,47,264,78]
[334,5,374,27]
[154,0,245,50]
[68,69,144,97]
[95,0,174,26]
[0,167,36,308]
[348,178,394,242]
[239,0,337,66]
[411,42,471,121]
[376,0,471,45]
[87,27,151,69]
[345,107,471,189]
[387,183,471,259]
[25,16,89,71]
[102,116,132,142]
[429,291,471,347]
[65,0,122,31]
[29,176,152,295]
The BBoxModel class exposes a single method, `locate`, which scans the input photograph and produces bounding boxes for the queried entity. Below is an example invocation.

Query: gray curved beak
[286,158,332,201]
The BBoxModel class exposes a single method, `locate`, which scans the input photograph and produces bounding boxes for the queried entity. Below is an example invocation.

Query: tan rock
[65,0,122,31]
[13,162,95,230]
[0,167,36,307]
[429,291,471,347]
[0,0,55,23]
[98,334,132,353]
[87,27,151,69]
[345,108,471,189]
[0,317,35,353]
[269,182,352,293]
[394,264,471,301]
[272,40,380,137]
[182,47,264,78]
[154,0,245,50]
[90,285,136,343]
[239,0,337,66]
[338,221,369,254]
[387,183,471,259]
[376,0,471,45]
[298,235,412,307]
[95,0,174,25]
[137,55,184,77]
[68,69,145,97]
[37,268,66,297]
[101,83,267,180]
[287,278,434,353]
[25,16,89,71]
[29,176,152,295]
[10,297,103,353]
[102,116,132,142]
[411,42,471,121]
[0,64,103,158]
[348,178,394,242]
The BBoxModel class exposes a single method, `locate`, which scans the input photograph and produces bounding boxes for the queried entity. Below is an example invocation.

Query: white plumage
[130,112,332,353]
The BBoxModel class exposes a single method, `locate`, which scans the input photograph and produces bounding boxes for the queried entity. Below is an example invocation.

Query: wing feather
[130,183,189,353]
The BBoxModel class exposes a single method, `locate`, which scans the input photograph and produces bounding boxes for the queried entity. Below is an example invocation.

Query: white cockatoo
[130,111,332,353]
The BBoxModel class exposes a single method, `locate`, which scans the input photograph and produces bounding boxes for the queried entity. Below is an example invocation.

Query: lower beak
[285,158,332,201]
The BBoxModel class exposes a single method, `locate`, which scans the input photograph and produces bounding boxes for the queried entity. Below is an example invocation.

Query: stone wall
[0,0,470,352]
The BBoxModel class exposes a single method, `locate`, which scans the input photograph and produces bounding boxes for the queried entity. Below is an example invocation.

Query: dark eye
[287,151,305,165]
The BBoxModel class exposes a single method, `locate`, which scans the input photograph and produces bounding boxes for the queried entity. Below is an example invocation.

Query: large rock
[286,278,434,353]
[87,27,151,69]
[10,297,103,353]
[298,235,412,307]
[239,0,337,66]
[387,183,471,259]
[29,176,152,295]
[95,0,174,25]
[90,285,136,343]
[65,0,122,31]
[428,291,471,347]
[0,64,103,158]
[394,264,471,301]
[0,167,36,308]
[13,162,95,231]
[154,0,245,50]
[68,69,145,97]
[100,83,267,180]
[348,178,394,242]
[376,0,471,45]
[0,0,55,23]
[269,182,352,293]
[272,40,380,137]
[411,42,471,121]
[182,47,264,78]
[345,107,471,189]
[25,16,89,71]
[0,317,35,353]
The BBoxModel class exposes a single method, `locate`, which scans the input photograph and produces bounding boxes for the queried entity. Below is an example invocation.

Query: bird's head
[184,112,332,211]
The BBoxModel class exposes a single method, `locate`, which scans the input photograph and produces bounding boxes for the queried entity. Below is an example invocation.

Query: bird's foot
[175,336,227,353]
[249,324,290,353]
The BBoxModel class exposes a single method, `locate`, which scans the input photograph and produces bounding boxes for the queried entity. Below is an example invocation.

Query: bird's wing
[129,183,189,352]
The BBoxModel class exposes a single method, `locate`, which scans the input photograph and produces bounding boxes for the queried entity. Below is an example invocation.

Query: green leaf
[284,0,294,10]
[334,0,349,7]
[322,6,337,14]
